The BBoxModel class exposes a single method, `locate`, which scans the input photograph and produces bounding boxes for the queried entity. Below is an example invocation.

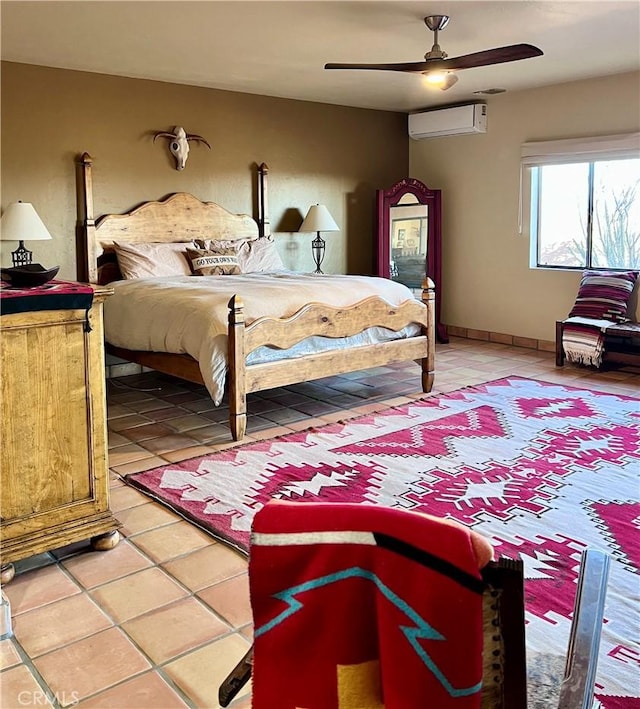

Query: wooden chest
[1,284,119,580]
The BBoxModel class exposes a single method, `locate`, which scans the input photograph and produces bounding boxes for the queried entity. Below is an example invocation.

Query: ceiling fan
[324,15,543,90]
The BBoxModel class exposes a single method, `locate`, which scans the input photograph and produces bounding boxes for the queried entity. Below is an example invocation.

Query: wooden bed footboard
[227,280,435,440]
[106,281,435,442]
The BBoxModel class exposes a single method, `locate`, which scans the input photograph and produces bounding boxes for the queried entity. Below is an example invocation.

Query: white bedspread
[103,272,424,404]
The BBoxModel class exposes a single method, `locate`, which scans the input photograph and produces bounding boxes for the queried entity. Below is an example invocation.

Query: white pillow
[240,238,285,273]
[113,241,193,279]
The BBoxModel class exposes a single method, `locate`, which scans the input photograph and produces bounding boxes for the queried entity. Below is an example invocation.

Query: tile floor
[1,338,638,708]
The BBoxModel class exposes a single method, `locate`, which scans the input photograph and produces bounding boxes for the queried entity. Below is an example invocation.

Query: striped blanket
[562,317,613,367]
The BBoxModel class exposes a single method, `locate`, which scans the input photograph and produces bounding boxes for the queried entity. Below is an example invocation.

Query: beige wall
[4,62,638,344]
[1,62,408,279]
[410,71,640,342]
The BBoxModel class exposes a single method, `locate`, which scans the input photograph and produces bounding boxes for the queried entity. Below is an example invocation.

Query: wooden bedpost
[228,295,247,441]
[421,278,436,392]
[77,152,98,283]
[258,163,270,238]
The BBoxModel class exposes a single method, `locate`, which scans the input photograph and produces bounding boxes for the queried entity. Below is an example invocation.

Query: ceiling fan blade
[325,45,542,75]
[439,44,543,71]
[324,61,436,73]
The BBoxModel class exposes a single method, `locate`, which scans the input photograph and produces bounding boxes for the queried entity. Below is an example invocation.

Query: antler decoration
[153,126,211,171]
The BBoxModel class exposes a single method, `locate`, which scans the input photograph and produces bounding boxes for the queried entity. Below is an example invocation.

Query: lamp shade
[0,202,52,242]
[299,204,339,233]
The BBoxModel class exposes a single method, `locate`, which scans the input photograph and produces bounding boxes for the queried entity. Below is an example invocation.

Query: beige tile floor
[1,338,638,708]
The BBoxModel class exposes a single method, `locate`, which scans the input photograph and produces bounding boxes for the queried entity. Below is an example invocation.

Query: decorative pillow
[194,237,284,273]
[113,241,193,279]
[568,270,638,321]
[185,247,241,276]
[194,238,249,251]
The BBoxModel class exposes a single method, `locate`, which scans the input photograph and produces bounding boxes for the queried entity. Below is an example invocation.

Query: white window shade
[521,132,640,167]
[518,132,640,232]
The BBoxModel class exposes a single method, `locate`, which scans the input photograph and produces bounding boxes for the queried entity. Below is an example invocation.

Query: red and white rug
[127,377,639,707]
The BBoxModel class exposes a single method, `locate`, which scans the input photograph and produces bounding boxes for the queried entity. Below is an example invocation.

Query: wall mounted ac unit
[408,103,487,139]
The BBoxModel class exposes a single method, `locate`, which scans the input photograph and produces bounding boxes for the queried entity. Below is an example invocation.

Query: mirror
[376,178,447,342]
[389,194,428,287]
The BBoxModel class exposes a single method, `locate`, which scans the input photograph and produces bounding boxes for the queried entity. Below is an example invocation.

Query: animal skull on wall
[153,126,211,170]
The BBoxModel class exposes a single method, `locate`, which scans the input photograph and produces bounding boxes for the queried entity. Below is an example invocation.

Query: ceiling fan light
[424,71,444,85]
[423,71,458,90]
[441,73,458,90]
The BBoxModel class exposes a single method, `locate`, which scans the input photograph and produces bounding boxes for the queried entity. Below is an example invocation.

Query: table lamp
[299,204,339,274]
[1,201,59,286]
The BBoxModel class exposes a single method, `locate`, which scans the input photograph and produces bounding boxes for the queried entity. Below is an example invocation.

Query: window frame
[521,132,640,272]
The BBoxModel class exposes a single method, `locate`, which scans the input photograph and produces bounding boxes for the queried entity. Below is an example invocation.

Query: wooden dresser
[1,283,120,582]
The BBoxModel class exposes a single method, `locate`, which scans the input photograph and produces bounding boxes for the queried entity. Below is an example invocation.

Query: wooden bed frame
[77,154,435,440]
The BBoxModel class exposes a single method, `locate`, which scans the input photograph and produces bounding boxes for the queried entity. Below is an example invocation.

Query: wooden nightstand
[0,283,120,582]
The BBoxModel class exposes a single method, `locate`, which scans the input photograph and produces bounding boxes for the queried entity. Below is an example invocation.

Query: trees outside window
[531,158,640,270]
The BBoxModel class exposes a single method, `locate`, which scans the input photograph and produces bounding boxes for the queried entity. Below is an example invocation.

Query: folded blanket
[562,317,612,367]
[249,501,493,709]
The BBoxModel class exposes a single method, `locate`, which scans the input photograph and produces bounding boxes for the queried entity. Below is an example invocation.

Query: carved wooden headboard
[76,153,270,284]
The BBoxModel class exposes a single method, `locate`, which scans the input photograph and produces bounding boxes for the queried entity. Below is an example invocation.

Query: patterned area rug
[126,377,639,707]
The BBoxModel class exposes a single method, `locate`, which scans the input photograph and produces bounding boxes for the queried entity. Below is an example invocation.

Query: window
[522,133,640,270]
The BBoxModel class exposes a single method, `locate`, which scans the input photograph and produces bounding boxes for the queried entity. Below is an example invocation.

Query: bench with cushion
[556,319,640,367]
[556,270,639,369]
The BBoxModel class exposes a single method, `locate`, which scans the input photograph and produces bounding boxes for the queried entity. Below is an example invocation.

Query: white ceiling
[2,1,639,113]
